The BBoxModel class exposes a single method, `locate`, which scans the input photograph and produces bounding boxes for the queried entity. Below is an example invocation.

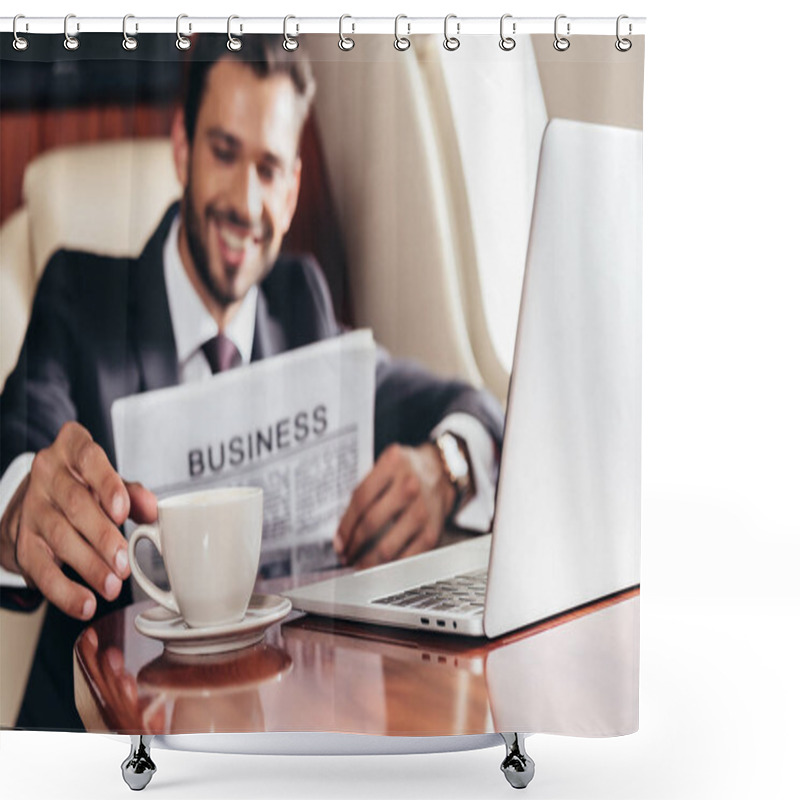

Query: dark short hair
[183,34,316,144]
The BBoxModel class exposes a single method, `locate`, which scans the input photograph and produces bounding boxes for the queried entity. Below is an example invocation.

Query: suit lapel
[130,204,293,381]
[131,204,180,392]
[251,288,286,362]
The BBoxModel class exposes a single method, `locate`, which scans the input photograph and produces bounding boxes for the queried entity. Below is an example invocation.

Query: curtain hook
[283,15,299,51]
[227,15,242,51]
[339,14,355,51]
[499,14,516,51]
[122,14,138,51]
[176,14,191,51]
[394,14,411,51]
[553,14,570,51]
[615,15,632,52]
[13,15,29,51]
[443,14,460,51]
[64,14,79,51]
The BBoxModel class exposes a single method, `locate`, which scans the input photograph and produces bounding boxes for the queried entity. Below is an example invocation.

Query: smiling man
[177,59,305,326]
[0,35,504,730]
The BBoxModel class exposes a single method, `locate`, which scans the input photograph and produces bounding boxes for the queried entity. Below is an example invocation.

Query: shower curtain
[0,17,644,747]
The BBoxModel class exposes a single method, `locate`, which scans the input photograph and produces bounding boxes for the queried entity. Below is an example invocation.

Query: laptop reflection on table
[281,590,639,735]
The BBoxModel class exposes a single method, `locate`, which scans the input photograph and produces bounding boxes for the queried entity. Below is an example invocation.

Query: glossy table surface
[74,572,639,737]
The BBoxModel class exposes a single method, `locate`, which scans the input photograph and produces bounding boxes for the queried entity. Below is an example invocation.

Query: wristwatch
[434,431,476,521]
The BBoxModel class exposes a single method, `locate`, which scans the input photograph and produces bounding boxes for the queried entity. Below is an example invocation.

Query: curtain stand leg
[499,732,535,789]
[121,735,156,791]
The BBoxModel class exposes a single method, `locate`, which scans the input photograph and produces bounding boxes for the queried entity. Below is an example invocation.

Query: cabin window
[428,36,546,379]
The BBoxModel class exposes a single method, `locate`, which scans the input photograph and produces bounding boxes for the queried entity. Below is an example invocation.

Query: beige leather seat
[0,138,182,382]
[0,139,181,726]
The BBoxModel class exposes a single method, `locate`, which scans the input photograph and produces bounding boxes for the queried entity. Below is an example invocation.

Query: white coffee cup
[129,486,263,628]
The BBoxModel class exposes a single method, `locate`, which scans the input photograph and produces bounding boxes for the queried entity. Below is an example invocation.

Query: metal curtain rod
[1,15,646,36]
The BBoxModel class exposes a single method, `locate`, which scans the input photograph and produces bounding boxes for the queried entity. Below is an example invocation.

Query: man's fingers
[50,467,129,579]
[102,646,125,678]
[37,505,123,602]
[85,627,99,650]
[335,445,402,555]
[396,521,440,562]
[11,422,132,619]
[61,424,129,525]
[343,469,421,563]
[355,499,427,569]
[125,481,158,525]
[21,534,96,620]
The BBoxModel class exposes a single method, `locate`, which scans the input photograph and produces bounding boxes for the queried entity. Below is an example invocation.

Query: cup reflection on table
[138,643,293,734]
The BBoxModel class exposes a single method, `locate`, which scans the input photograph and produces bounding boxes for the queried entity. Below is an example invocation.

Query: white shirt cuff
[431,412,499,532]
[0,452,35,588]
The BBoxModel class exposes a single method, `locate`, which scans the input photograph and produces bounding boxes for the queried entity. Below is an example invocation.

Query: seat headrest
[23,138,182,278]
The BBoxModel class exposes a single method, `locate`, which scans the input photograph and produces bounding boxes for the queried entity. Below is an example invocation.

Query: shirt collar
[163,215,258,368]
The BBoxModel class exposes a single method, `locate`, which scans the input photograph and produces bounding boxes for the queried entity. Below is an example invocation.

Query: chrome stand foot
[500,732,535,789]
[121,735,156,791]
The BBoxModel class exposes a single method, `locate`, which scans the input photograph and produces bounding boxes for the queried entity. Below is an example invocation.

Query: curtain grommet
[227,15,242,52]
[394,15,411,51]
[553,14,570,52]
[13,15,29,51]
[63,13,80,51]
[122,14,138,51]
[499,14,516,51]
[339,14,355,51]
[176,14,191,51]
[615,15,632,52]
[444,14,460,52]
[283,15,299,52]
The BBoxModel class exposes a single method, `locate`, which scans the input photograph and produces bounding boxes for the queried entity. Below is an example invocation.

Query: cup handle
[128,524,180,615]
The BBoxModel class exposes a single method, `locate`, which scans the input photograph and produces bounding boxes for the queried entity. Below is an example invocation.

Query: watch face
[440,433,469,481]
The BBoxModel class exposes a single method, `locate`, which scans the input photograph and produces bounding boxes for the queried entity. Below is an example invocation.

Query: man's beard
[183,176,272,308]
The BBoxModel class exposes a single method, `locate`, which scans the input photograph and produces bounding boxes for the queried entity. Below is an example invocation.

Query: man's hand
[0,421,157,620]
[333,443,456,569]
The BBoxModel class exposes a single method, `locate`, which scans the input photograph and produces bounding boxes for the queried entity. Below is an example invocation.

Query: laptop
[283,118,642,638]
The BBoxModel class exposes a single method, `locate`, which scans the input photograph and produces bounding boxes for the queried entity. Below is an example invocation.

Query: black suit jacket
[0,204,504,730]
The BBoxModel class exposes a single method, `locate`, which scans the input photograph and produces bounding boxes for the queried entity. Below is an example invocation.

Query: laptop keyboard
[370,569,488,616]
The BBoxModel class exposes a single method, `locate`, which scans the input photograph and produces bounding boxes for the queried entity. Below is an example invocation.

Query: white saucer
[134,593,292,655]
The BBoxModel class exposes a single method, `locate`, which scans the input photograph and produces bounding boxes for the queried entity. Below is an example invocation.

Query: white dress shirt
[162,217,258,381]
[0,216,498,586]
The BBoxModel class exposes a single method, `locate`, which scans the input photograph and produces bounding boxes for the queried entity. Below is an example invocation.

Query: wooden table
[74,576,639,737]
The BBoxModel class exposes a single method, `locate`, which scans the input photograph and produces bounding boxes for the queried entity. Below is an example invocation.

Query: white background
[2,1,799,798]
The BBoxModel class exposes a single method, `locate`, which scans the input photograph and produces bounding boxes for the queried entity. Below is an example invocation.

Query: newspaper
[112,329,375,591]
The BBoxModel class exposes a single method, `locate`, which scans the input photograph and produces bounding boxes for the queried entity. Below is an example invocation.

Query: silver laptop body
[283,119,642,638]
